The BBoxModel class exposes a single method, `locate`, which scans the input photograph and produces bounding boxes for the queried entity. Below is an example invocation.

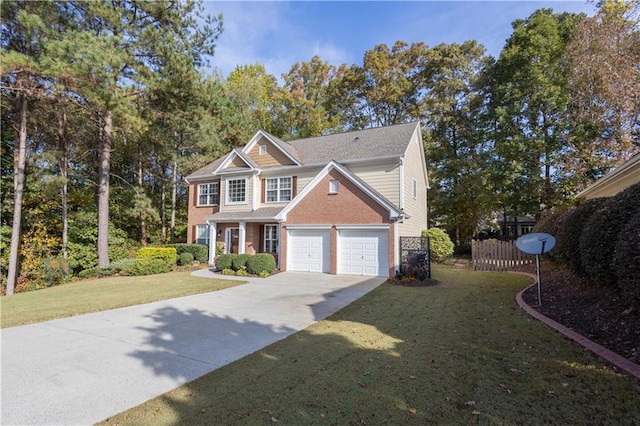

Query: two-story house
[185,122,429,277]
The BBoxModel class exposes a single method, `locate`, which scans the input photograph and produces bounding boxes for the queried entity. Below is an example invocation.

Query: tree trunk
[58,102,69,259]
[161,162,167,242]
[170,156,177,244]
[97,110,112,267]
[138,144,147,246]
[6,91,28,296]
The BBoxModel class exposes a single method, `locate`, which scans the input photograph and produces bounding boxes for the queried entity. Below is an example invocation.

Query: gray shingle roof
[287,122,419,164]
[186,122,419,180]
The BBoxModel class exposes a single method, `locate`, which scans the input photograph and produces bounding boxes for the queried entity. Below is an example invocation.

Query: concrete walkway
[1,271,385,425]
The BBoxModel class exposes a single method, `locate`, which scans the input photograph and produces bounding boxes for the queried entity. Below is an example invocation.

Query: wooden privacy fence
[471,239,535,271]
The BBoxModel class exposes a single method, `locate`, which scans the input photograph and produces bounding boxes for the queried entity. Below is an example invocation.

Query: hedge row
[533,182,640,306]
[167,244,208,263]
[215,253,276,275]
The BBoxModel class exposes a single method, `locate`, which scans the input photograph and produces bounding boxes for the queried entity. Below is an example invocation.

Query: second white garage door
[287,229,330,273]
[337,230,388,277]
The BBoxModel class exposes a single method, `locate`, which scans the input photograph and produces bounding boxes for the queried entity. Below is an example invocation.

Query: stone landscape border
[511,271,640,381]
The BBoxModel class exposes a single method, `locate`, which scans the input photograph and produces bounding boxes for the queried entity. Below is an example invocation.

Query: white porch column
[208,222,217,265]
[238,221,246,255]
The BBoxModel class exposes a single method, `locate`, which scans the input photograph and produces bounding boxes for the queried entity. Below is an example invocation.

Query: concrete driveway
[0,271,385,425]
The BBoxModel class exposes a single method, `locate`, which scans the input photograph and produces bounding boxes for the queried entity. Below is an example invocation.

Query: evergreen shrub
[40,257,71,287]
[215,254,235,270]
[532,210,570,261]
[179,252,194,266]
[421,228,454,262]
[123,258,173,276]
[580,182,640,287]
[136,247,177,264]
[614,210,640,307]
[554,198,607,275]
[246,253,276,275]
[232,254,251,271]
[169,244,208,262]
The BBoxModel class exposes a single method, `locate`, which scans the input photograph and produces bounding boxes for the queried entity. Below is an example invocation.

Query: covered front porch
[205,208,283,267]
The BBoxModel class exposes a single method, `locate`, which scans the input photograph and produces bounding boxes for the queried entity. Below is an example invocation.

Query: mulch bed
[519,261,640,365]
[389,277,440,287]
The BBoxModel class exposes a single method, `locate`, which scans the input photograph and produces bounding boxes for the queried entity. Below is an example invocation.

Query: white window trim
[195,224,210,244]
[329,179,340,194]
[265,176,293,203]
[197,182,219,206]
[226,177,248,205]
[264,224,278,253]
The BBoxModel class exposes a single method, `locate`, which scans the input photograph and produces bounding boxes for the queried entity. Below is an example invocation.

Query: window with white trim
[226,178,247,204]
[195,224,210,244]
[265,177,292,202]
[264,224,278,252]
[329,179,340,194]
[198,182,219,206]
[259,145,267,155]
[412,178,418,199]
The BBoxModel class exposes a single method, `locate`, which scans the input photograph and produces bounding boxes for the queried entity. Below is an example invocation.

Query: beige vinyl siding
[399,133,428,237]
[220,175,253,213]
[287,168,322,194]
[248,136,297,168]
[347,161,400,206]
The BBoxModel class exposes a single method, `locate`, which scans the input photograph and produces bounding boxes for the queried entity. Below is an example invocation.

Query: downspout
[399,157,405,211]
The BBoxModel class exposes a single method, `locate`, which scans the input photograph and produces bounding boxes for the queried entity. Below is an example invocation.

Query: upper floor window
[226,178,247,204]
[198,182,219,206]
[259,145,267,155]
[329,179,340,194]
[266,177,292,202]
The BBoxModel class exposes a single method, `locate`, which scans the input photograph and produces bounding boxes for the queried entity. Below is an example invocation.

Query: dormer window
[259,145,267,155]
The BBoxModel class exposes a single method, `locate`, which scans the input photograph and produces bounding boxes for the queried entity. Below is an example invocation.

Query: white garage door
[287,229,330,273]
[338,230,388,276]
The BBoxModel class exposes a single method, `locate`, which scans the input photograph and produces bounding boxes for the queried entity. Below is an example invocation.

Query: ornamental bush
[614,210,640,308]
[215,253,235,271]
[40,257,71,287]
[246,253,276,275]
[179,252,194,266]
[421,228,454,262]
[123,258,173,276]
[580,182,640,287]
[169,244,208,263]
[136,247,177,264]
[554,198,607,275]
[232,254,252,271]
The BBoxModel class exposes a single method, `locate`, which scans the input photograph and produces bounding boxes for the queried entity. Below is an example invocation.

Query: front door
[225,228,239,254]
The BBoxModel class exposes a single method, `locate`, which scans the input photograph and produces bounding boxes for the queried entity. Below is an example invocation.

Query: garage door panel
[287,230,330,273]
[338,230,388,277]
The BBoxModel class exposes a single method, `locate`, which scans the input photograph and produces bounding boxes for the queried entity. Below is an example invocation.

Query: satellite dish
[516,233,556,255]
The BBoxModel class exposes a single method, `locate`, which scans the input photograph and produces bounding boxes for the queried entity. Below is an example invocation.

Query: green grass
[0,272,243,328]
[100,265,640,425]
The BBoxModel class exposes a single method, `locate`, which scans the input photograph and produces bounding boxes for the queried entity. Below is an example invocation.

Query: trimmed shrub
[123,258,173,276]
[235,267,249,276]
[136,247,177,264]
[169,244,208,263]
[532,210,570,261]
[614,210,640,308]
[232,254,251,271]
[554,198,608,275]
[215,253,235,271]
[97,258,137,277]
[179,252,194,266]
[580,182,640,287]
[421,228,454,262]
[246,253,276,275]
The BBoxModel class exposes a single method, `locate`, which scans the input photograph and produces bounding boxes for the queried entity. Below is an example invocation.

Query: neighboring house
[577,154,640,200]
[498,216,536,237]
[185,122,429,277]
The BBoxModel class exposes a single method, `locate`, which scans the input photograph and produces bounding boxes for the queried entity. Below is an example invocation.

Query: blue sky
[203,1,597,79]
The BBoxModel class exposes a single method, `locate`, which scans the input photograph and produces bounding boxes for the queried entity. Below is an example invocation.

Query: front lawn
[101,265,640,425]
[0,272,243,328]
